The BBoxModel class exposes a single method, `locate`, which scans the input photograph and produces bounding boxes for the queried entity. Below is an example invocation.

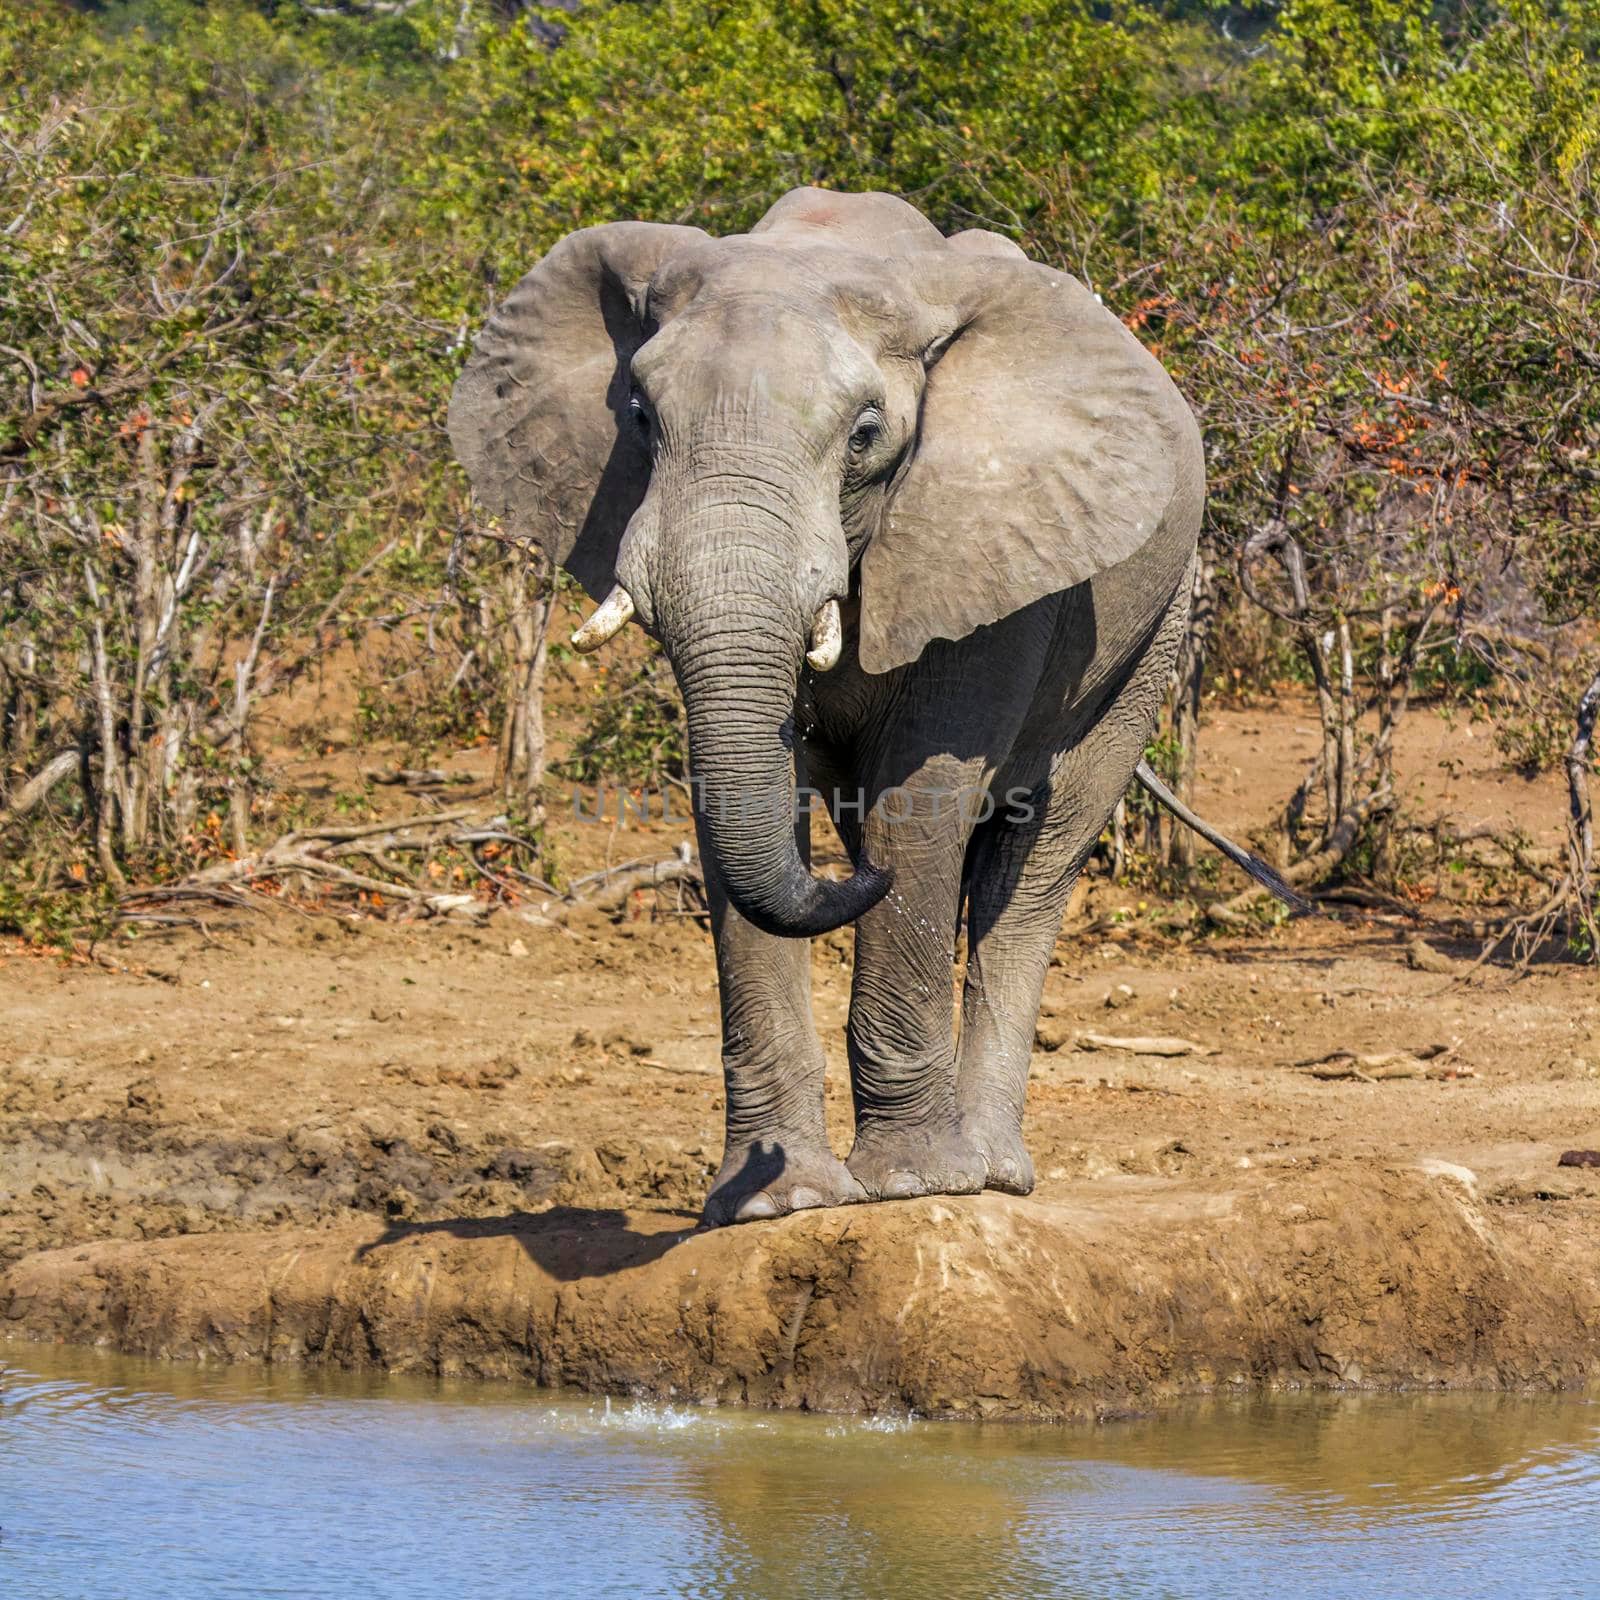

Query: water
[1,1343,1596,1600]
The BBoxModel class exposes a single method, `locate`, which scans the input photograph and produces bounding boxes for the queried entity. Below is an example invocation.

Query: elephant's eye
[847,413,883,457]
[628,393,652,437]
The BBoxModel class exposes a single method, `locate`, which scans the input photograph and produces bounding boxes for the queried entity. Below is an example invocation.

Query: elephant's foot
[846,1122,987,1202]
[961,1114,1036,1196]
[701,1138,866,1227]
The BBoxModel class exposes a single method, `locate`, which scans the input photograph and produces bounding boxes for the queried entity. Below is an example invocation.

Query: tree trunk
[496,554,555,822]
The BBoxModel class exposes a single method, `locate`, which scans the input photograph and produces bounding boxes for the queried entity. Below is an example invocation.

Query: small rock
[1034,1017,1074,1053]
[289,1127,341,1173]
[357,1109,406,1149]
[507,939,529,959]
[125,1078,162,1113]
[475,1057,522,1089]
[1557,1149,1600,1168]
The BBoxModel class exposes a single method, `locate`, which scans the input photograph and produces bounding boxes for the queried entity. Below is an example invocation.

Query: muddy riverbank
[4,1161,1597,1419]
[3,880,1598,1415]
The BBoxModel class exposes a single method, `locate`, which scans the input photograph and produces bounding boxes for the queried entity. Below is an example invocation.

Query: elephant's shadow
[354,1143,825,1279]
[353,1203,701,1282]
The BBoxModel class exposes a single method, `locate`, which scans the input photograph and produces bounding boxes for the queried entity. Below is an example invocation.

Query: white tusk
[805,597,843,672]
[571,586,635,653]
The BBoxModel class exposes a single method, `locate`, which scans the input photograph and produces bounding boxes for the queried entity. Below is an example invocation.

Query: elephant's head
[449,188,1199,938]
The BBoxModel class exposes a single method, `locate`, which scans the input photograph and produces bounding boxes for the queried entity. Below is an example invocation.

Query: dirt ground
[2,696,1597,1416]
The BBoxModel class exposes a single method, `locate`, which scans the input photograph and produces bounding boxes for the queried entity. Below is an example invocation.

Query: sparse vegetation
[3,0,1599,959]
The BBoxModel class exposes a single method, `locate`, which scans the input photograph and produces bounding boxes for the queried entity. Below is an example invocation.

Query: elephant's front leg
[841,764,988,1201]
[701,849,866,1227]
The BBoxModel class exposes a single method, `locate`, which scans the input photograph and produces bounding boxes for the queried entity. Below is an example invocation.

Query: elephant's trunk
[651,492,888,939]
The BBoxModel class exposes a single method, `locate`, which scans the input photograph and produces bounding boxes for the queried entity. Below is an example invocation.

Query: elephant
[449,188,1304,1226]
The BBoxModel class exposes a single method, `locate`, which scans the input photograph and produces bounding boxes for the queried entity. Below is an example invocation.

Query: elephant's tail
[1133,760,1317,917]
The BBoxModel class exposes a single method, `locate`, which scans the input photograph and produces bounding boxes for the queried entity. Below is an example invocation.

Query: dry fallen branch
[364,768,476,789]
[1296,1060,1476,1082]
[519,843,702,926]
[1290,1040,1473,1082]
[1391,820,1563,877]
[1075,1032,1218,1057]
[145,811,703,927]
[167,810,494,914]
[119,883,272,916]
[636,1057,714,1076]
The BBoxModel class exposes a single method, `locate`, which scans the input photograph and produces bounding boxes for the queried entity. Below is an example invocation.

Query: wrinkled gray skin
[450,189,1204,1226]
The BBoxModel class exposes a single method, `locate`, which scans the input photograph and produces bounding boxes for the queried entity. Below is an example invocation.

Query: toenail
[787,1186,824,1210]
[734,1192,780,1221]
[882,1172,923,1199]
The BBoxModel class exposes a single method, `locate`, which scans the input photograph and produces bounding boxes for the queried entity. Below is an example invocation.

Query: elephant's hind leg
[701,854,865,1227]
[955,790,1099,1195]
[957,604,1189,1194]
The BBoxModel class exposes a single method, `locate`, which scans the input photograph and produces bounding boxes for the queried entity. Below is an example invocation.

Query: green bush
[4,0,1598,938]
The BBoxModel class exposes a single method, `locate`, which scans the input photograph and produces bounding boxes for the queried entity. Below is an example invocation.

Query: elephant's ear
[859,258,1201,675]
[448,221,708,599]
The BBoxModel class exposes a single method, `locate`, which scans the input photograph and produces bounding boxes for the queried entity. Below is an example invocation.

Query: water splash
[825,1409,920,1437]
[594,1395,752,1434]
